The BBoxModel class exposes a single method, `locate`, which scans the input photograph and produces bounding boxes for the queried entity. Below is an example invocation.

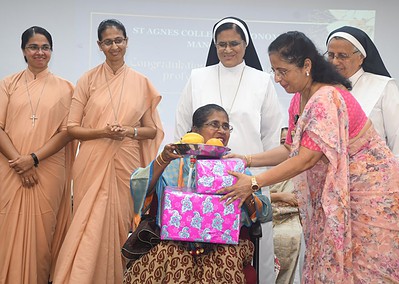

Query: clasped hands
[9,155,38,188]
[105,122,127,140]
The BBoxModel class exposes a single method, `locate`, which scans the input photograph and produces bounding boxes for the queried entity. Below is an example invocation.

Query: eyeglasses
[203,121,233,132]
[100,37,127,47]
[25,44,51,52]
[324,50,360,61]
[270,67,293,79]
[216,40,243,49]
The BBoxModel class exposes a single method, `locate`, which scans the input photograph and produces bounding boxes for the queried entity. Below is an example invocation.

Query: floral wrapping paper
[195,158,246,194]
[160,186,240,244]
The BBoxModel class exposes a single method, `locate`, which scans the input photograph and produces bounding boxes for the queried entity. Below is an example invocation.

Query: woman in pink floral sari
[223,31,399,283]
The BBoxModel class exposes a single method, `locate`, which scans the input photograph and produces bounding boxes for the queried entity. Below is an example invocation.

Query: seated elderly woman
[124,104,272,284]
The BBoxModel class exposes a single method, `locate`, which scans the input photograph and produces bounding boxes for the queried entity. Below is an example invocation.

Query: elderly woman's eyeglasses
[324,50,360,61]
[100,37,127,47]
[270,67,293,79]
[216,41,243,49]
[25,45,51,52]
[203,121,233,132]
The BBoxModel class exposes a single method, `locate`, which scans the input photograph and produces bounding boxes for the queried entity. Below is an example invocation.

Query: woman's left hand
[9,154,34,174]
[277,192,298,207]
[218,171,253,207]
[106,123,126,140]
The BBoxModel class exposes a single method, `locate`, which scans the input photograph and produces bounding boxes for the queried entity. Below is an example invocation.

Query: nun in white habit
[174,16,283,283]
[326,26,399,157]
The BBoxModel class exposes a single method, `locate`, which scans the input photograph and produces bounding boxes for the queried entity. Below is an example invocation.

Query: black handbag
[122,205,160,261]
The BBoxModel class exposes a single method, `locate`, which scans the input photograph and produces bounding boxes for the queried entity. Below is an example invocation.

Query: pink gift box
[195,158,246,194]
[160,186,240,244]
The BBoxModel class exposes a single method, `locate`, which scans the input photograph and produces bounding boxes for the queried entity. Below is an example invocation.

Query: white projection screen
[1,0,398,146]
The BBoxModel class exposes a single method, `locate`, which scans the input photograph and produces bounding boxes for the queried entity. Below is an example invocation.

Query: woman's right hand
[20,167,38,188]
[159,143,182,163]
[223,153,252,167]
[149,143,182,190]
[223,152,244,159]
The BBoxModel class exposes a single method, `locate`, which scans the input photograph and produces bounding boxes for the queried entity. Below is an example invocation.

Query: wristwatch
[251,176,260,192]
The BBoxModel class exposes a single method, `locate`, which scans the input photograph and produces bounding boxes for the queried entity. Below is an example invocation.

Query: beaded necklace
[104,64,127,124]
[24,71,50,127]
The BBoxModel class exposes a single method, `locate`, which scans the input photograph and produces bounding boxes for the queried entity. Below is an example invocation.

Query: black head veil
[326,26,390,77]
[205,16,263,71]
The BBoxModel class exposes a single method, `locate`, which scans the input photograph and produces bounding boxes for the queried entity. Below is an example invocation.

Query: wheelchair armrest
[248,220,262,284]
[249,221,262,239]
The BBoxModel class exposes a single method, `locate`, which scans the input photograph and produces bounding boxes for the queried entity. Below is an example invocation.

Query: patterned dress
[270,180,301,284]
[125,157,272,284]
[289,86,399,283]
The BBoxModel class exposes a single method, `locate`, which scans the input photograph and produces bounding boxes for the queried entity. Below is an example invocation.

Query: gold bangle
[155,156,163,167]
[159,152,168,164]
[244,155,252,167]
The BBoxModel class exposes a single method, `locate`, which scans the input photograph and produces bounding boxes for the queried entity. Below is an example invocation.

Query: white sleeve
[174,76,194,141]
[260,77,283,151]
[380,79,399,157]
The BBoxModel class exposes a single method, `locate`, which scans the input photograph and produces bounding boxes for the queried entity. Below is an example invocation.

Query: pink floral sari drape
[291,86,399,283]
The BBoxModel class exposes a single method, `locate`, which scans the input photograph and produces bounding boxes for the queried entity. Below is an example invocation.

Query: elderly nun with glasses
[326,26,399,158]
